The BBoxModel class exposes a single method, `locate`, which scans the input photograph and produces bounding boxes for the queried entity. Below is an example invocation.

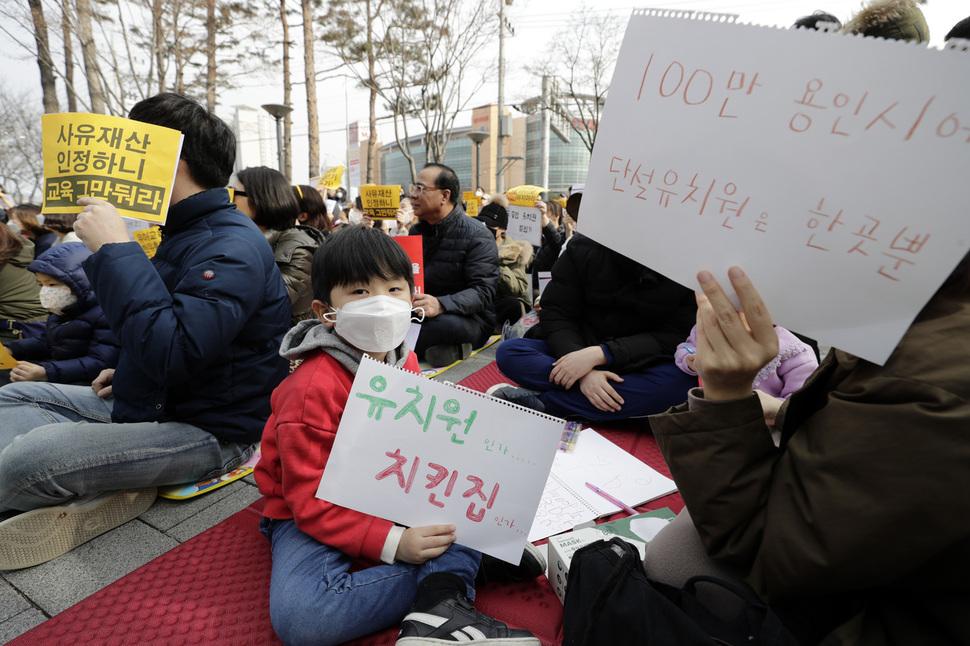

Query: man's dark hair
[127,92,236,189]
[312,224,414,303]
[946,16,970,41]
[424,163,460,206]
[236,166,300,231]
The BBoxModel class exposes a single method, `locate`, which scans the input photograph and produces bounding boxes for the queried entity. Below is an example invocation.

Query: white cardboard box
[545,508,676,604]
[546,527,645,604]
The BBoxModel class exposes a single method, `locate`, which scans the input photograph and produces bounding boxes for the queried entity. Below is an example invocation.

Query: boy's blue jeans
[0,381,255,512]
[260,517,481,646]
[496,338,698,420]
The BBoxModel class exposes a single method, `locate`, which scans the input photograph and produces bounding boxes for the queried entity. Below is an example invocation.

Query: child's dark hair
[311,225,414,304]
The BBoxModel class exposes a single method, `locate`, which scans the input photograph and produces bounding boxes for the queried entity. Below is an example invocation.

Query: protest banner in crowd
[582,10,970,364]
[41,113,183,225]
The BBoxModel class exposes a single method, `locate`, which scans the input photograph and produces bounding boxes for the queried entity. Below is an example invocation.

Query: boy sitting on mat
[254,225,543,646]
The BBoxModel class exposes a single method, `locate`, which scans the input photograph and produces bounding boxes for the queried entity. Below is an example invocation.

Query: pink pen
[585,481,637,516]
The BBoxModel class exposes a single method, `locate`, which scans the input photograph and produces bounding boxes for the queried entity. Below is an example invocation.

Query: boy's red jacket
[255,348,420,563]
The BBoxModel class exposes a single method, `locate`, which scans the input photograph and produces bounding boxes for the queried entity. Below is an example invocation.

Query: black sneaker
[476,542,546,586]
[396,591,540,645]
[485,384,545,413]
[425,343,473,367]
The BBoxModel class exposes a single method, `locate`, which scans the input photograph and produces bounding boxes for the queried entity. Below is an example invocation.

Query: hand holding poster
[581,10,970,365]
[42,113,183,225]
[317,357,565,563]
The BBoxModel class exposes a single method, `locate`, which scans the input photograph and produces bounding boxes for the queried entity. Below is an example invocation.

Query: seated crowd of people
[0,4,967,645]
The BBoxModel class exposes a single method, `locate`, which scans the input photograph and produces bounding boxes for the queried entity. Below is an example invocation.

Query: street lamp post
[261,103,293,175]
[467,131,490,193]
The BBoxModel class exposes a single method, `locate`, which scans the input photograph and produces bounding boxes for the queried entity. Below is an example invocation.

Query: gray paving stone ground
[0,342,499,644]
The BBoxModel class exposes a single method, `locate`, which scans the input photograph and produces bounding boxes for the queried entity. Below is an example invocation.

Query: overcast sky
[2,0,966,184]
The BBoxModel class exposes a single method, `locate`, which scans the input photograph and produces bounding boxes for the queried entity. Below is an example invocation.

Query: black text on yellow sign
[41,113,184,225]
[360,185,401,220]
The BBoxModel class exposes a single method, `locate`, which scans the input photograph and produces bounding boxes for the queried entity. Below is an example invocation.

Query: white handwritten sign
[317,356,565,563]
[582,10,970,365]
[508,205,542,247]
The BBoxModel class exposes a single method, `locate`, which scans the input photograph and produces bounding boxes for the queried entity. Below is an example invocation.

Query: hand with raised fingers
[693,267,779,402]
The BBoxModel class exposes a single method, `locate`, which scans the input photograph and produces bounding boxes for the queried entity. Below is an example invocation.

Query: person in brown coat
[646,259,970,645]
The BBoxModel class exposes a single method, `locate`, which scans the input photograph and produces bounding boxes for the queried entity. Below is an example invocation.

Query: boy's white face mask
[39,284,77,313]
[324,295,424,353]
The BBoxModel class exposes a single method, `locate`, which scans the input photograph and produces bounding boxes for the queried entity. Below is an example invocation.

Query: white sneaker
[0,488,157,570]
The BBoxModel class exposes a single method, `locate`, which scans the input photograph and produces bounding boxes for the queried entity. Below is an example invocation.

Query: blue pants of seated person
[495,338,697,421]
[260,517,481,646]
[0,381,254,512]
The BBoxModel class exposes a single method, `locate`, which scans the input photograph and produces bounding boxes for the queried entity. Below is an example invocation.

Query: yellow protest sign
[463,191,481,218]
[132,226,163,258]
[505,185,545,207]
[360,185,401,219]
[316,166,345,190]
[41,113,183,225]
[0,345,18,370]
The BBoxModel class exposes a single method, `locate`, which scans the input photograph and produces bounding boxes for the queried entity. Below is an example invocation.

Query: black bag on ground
[562,537,799,646]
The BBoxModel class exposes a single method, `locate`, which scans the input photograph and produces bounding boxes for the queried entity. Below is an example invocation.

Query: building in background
[233,106,280,174]
[524,112,592,198]
[377,103,587,200]
[230,102,591,199]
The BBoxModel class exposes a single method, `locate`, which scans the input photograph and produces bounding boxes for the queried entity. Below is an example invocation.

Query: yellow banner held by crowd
[41,112,184,225]
[505,185,545,207]
[360,185,401,219]
[315,166,345,190]
[132,226,163,259]
[463,191,481,217]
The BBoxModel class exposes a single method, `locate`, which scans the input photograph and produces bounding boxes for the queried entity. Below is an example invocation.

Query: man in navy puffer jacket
[0,93,290,571]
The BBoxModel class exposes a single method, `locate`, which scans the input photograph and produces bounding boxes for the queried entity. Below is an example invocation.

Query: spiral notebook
[528,429,677,542]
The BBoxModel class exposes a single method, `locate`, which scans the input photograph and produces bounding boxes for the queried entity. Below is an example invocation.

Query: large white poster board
[582,10,970,365]
[317,357,566,563]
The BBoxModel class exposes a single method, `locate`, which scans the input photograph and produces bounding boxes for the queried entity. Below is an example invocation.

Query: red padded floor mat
[11,361,682,646]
